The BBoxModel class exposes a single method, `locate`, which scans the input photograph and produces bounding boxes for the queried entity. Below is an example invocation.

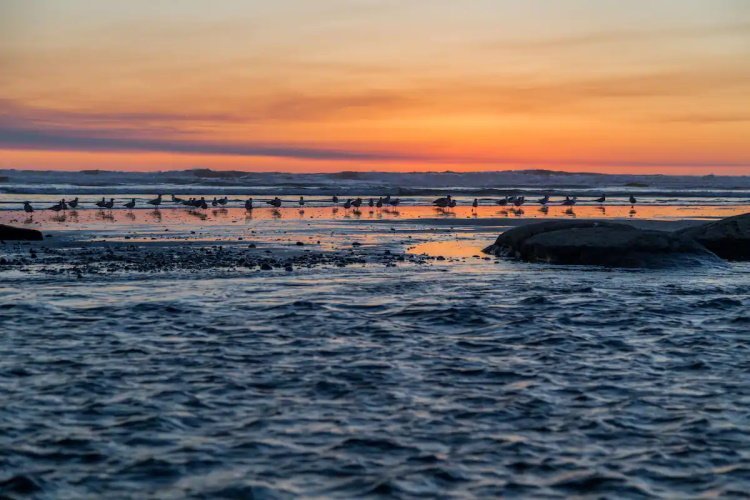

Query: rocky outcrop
[0,224,43,241]
[483,221,720,268]
[677,212,750,261]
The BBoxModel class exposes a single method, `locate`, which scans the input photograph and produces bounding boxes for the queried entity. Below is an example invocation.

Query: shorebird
[513,196,525,207]
[298,196,305,207]
[352,197,362,208]
[594,195,606,204]
[95,197,107,208]
[390,198,401,207]
[267,197,282,208]
[148,194,162,208]
[218,197,228,206]
[629,195,637,206]
[198,197,208,209]
[245,198,254,210]
[448,199,456,208]
[376,197,383,208]
[332,195,339,205]
[23,201,34,213]
[383,195,391,205]
[124,198,136,209]
[172,194,184,203]
[343,199,352,209]
[211,197,219,207]
[537,195,549,205]
[562,196,577,206]
[497,196,509,206]
[368,198,374,208]
[433,195,452,208]
[48,200,65,211]
[104,198,114,209]
[68,197,79,209]
[472,198,478,208]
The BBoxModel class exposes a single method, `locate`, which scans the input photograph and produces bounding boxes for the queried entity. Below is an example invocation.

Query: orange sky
[1,1,749,174]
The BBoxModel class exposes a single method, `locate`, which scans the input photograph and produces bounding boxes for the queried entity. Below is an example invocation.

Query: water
[2,196,750,498]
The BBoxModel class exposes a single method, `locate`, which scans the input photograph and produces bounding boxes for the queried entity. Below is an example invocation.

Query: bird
[390,198,401,207]
[383,195,391,205]
[245,198,254,211]
[95,197,107,208]
[376,197,383,208]
[537,194,549,205]
[343,199,352,209]
[267,197,282,208]
[513,196,525,207]
[148,194,162,208]
[23,201,34,213]
[352,198,362,208]
[48,200,64,211]
[68,197,79,209]
[472,198,478,208]
[172,194,184,203]
[629,195,637,206]
[433,195,452,208]
[298,196,305,207]
[594,195,606,204]
[211,197,219,207]
[448,199,456,208]
[104,198,114,209]
[497,196,509,206]
[332,195,339,205]
[198,197,208,209]
[368,198,374,208]
[124,198,136,209]
[218,196,228,206]
[562,196,577,206]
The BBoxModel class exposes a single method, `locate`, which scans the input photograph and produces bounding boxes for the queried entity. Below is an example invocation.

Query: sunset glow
[2,0,749,174]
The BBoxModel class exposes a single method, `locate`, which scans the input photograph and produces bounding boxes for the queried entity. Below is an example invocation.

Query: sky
[1,0,749,174]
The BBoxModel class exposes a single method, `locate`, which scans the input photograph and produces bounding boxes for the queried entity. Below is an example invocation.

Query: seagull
[245,198,254,211]
[124,198,136,209]
[95,197,107,208]
[23,201,34,213]
[537,194,549,205]
[629,195,637,206]
[68,197,79,209]
[433,195,452,208]
[48,200,64,212]
[594,195,606,204]
[267,197,282,208]
[562,196,577,206]
[148,194,162,208]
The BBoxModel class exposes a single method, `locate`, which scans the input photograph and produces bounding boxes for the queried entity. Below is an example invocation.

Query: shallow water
[2,202,750,498]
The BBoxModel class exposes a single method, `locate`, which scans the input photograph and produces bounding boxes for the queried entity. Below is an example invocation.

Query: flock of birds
[20,193,637,213]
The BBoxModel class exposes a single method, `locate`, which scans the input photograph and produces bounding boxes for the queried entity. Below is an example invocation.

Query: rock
[677,212,750,261]
[0,224,43,241]
[483,220,719,268]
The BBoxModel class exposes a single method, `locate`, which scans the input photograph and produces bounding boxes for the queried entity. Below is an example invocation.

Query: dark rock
[677,212,750,260]
[0,224,43,241]
[483,220,719,268]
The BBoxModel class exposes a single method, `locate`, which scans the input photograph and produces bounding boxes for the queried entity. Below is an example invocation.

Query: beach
[2,195,750,497]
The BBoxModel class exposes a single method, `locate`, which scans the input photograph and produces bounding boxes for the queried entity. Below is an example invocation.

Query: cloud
[0,123,422,161]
